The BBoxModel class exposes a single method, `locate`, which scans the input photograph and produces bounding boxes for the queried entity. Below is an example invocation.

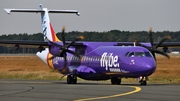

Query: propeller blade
[135,27,171,61]
[149,27,154,48]
[136,42,151,49]
[49,26,84,74]
[48,49,63,59]
[63,52,67,67]
[61,52,67,73]
[163,46,168,53]
[66,50,80,57]
[67,36,84,48]
[153,50,170,59]
[155,36,171,49]
[14,44,19,51]
[61,26,66,46]
[66,49,83,61]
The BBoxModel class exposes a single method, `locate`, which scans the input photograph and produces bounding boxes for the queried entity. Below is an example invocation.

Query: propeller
[49,26,84,73]
[136,27,171,60]
[14,44,19,51]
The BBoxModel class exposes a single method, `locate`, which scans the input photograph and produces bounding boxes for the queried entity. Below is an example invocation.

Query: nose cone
[136,59,156,76]
[143,61,156,75]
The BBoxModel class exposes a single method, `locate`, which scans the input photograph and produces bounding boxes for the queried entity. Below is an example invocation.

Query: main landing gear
[66,70,78,84]
[139,76,148,86]
[67,75,77,84]
[111,77,121,85]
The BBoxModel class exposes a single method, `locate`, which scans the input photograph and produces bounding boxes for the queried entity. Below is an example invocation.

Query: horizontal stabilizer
[4,8,80,16]
[4,9,44,14]
[49,10,80,16]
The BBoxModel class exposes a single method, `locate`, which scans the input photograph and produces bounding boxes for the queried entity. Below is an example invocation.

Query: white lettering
[100,52,120,70]
[114,55,119,67]
[109,68,130,73]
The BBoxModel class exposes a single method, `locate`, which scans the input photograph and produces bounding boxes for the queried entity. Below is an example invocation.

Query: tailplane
[4,4,80,42]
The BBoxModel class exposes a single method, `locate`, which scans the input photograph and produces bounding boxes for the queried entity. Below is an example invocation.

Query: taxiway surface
[0,79,180,101]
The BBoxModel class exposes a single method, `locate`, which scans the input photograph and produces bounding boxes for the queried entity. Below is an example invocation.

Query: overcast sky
[0,0,180,35]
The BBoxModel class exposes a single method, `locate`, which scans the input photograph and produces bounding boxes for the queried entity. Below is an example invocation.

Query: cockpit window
[125,51,153,58]
[128,52,134,57]
[135,52,145,57]
[144,52,153,57]
[124,52,130,57]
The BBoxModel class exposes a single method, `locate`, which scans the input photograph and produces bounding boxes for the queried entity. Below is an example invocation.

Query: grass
[149,55,180,84]
[0,56,63,80]
[0,55,180,84]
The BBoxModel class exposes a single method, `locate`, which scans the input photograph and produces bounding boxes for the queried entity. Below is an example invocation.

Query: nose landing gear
[139,76,148,86]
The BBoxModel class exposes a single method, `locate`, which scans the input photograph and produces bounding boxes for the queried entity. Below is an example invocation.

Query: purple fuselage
[49,42,156,80]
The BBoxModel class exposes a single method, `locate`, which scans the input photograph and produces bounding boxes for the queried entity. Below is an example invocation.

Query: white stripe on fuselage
[52,55,130,73]
[52,54,120,69]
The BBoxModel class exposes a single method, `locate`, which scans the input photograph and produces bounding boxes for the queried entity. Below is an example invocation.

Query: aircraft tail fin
[4,4,80,42]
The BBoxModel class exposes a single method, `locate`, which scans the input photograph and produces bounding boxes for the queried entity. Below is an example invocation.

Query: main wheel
[111,77,121,85]
[111,78,116,85]
[67,75,77,84]
[72,76,77,84]
[67,75,72,84]
[116,78,121,85]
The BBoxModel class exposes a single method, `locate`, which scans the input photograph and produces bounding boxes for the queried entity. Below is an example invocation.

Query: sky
[0,0,180,35]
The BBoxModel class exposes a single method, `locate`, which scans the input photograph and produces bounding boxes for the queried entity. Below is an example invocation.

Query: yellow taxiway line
[74,86,141,101]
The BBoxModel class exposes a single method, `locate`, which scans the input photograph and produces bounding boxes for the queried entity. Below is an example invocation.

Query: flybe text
[100,52,120,70]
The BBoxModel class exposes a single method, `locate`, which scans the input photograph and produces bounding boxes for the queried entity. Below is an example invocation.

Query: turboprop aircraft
[1,4,180,85]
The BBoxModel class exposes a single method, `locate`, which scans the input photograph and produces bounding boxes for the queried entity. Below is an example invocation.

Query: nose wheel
[139,76,148,86]
[139,80,147,86]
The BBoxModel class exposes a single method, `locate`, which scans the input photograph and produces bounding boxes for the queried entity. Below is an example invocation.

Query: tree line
[0,30,180,53]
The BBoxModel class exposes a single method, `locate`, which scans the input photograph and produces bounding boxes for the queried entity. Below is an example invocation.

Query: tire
[72,76,77,84]
[140,81,147,86]
[142,81,147,86]
[111,77,121,85]
[116,78,121,85]
[67,75,72,84]
[111,78,116,85]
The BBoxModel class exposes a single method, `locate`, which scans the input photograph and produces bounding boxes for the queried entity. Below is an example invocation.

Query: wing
[154,42,180,47]
[117,42,180,47]
[0,40,48,46]
[0,40,48,49]
[0,40,84,47]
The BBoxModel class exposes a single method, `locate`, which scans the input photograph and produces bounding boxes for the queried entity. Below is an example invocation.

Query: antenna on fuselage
[134,39,137,47]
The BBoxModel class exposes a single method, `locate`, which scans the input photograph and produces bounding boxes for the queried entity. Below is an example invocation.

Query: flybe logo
[100,52,120,70]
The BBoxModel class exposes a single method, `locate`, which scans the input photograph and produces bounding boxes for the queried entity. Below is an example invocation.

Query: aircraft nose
[141,61,156,75]
[137,60,156,76]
